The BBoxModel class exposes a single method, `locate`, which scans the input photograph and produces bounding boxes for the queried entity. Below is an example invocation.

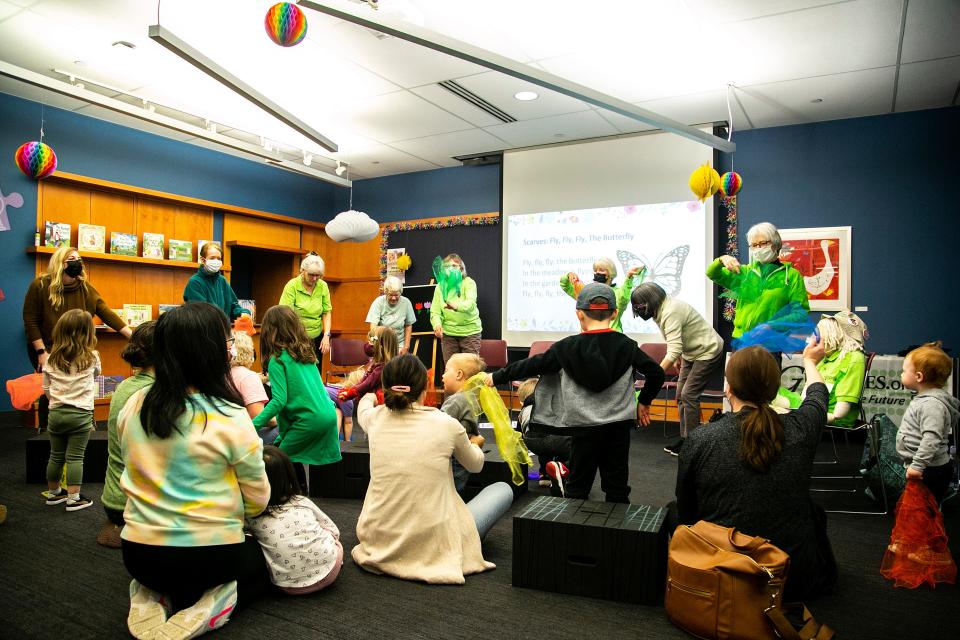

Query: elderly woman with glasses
[280,253,333,360]
[365,276,416,355]
[706,222,810,345]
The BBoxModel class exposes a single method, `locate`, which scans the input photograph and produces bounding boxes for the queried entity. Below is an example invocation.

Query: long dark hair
[381,354,428,411]
[726,346,784,473]
[141,302,243,438]
[262,445,302,513]
[259,305,317,366]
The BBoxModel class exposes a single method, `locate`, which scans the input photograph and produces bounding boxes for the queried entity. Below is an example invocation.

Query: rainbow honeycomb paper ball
[719,171,743,197]
[689,163,720,202]
[15,141,58,179]
[264,3,308,47]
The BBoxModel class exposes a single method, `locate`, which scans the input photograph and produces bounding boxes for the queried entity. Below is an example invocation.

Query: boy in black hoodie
[486,283,665,502]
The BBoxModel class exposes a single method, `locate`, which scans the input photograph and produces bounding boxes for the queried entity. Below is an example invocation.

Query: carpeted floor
[1,422,958,639]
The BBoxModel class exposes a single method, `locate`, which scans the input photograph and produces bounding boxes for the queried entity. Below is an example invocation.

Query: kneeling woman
[119,303,270,639]
[675,341,837,601]
[352,354,513,584]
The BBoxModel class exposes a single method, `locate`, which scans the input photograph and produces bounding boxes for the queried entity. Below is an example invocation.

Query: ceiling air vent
[438,80,516,123]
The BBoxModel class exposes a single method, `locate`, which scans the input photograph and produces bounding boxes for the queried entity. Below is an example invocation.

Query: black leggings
[122,537,270,612]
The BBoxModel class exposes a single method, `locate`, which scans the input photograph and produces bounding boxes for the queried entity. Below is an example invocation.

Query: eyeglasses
[748,240,772,249]
[226,337,236,346]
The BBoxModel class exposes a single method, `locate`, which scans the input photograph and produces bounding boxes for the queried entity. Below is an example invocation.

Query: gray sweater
[440,392,480,437]
[896,388,958,471]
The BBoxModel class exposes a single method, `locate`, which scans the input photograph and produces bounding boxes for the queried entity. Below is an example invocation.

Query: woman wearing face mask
[280,253,332,360]
[430,254,482,364]
[630,283,724,456]
[706,222,810,343]
[183,242,250,321]
[23,246,132,426]
[559,257,643,332]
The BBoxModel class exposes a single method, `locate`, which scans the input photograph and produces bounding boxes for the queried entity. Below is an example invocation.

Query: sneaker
[45,489,69,506]
[664,439,684,457]
[97,519,123,549]
[155,581,237,640]
[65,494,94,512]
[128,579,170,640]
[545,461,570,497]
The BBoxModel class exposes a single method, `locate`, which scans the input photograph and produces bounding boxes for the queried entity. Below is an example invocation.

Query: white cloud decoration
[325,209,379,243]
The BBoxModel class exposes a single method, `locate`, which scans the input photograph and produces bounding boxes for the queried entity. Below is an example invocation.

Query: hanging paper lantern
[325,210,379,242]
[689,164,720,202]
[264,2,308,47]
[719,171,742,197]
[15,141,58,179]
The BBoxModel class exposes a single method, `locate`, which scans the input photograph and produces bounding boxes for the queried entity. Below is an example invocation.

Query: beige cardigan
[352,395,493,584]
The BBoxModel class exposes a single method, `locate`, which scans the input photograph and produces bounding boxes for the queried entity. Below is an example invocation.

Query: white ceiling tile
[71,103,197,142]
[635,90,733,128]
[684,1,847,24]
[592,109,657,135]
[483,110,620,148]
[321,20,489,88]
[735,67,896,129]
[895,57,960,112]
[391,128,505,166]
[408,83,505,128]
[900,0,960,63]
[0,1,21,21]
[724,0,904,86]
[4,0,44,7]
[337,142,439,178]
[336,90,473,143]
[454,71,592,120]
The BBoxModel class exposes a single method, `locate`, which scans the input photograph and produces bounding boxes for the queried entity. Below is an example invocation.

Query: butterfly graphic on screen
[616,245,690,297]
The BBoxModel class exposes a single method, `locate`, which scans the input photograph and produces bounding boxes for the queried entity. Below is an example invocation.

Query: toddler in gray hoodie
[897,342,958,503]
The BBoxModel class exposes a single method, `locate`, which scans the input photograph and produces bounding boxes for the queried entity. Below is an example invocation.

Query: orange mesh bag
[6,373,43,410]
[880,478,957,588]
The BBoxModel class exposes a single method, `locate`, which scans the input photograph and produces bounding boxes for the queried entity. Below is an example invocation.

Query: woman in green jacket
[559,257,643,332]
[430,253,482,365]
[706,222,810,346]
[183,242,249,321]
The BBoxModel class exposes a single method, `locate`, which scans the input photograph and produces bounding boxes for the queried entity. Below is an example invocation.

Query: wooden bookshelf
[26,246,229,271]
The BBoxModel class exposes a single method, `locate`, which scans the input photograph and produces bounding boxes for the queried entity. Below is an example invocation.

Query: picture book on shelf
[123,304,152,327]
[44,221,71,248]
[78,224,106,253]
[238,299,256,319]
[168,239,193,262]
[110,232,138,256]
[142,233,165,259]
[95,309,126,329]
[158,304,181,315]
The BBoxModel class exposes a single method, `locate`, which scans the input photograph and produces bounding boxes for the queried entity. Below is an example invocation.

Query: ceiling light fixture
[335,160,347,176]
[514,91,538,101]
[148,24,339,153]
[810,98,824,103]
[303,152,313,166]
[298,0,734,152]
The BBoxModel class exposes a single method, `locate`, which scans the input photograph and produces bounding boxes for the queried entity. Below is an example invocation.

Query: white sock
[68,492,80,502]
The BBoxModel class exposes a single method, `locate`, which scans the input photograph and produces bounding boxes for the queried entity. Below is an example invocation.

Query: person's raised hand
[483,373,495,387]
[719,255,741,273]
[627,265,644,278]
[802,335,826,364]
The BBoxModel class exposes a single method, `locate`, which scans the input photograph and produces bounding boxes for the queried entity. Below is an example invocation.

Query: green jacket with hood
[706,258,809,338]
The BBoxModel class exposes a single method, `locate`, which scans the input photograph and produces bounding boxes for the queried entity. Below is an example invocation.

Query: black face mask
[64,260,83,277]
[593,272,609,284]
[633,303,653,321]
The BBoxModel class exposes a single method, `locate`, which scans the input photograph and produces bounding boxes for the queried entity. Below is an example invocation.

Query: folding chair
[325,338,368,384]
[636,343,680,436]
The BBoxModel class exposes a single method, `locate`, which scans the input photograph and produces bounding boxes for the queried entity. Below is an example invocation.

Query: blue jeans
[466,482,513,540]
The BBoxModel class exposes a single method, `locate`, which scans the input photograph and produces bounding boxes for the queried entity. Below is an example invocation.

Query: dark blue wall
[349,164,500,221]
[0,92,340,411]
[717,107,960,355]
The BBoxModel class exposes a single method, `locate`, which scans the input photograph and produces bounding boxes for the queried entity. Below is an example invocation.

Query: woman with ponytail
[352,354,513,584]
[675,341,838,601]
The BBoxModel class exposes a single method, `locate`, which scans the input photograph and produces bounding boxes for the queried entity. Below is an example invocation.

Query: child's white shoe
[155,580,237,640]
[128,579,170,640]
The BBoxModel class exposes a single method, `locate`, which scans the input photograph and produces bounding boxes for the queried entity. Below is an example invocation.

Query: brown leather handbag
[665,521,834,640]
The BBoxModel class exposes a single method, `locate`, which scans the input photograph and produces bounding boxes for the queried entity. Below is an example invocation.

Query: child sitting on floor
[897,342,958,505]
[516,378,572,494]
[333,326,398,441]
[246,445,343,595]
[42,309,101,512]
[441,353,487,494]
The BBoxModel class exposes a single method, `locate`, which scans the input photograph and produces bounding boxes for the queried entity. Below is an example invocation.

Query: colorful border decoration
[720,195,738,322]
[379,214,501,281]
